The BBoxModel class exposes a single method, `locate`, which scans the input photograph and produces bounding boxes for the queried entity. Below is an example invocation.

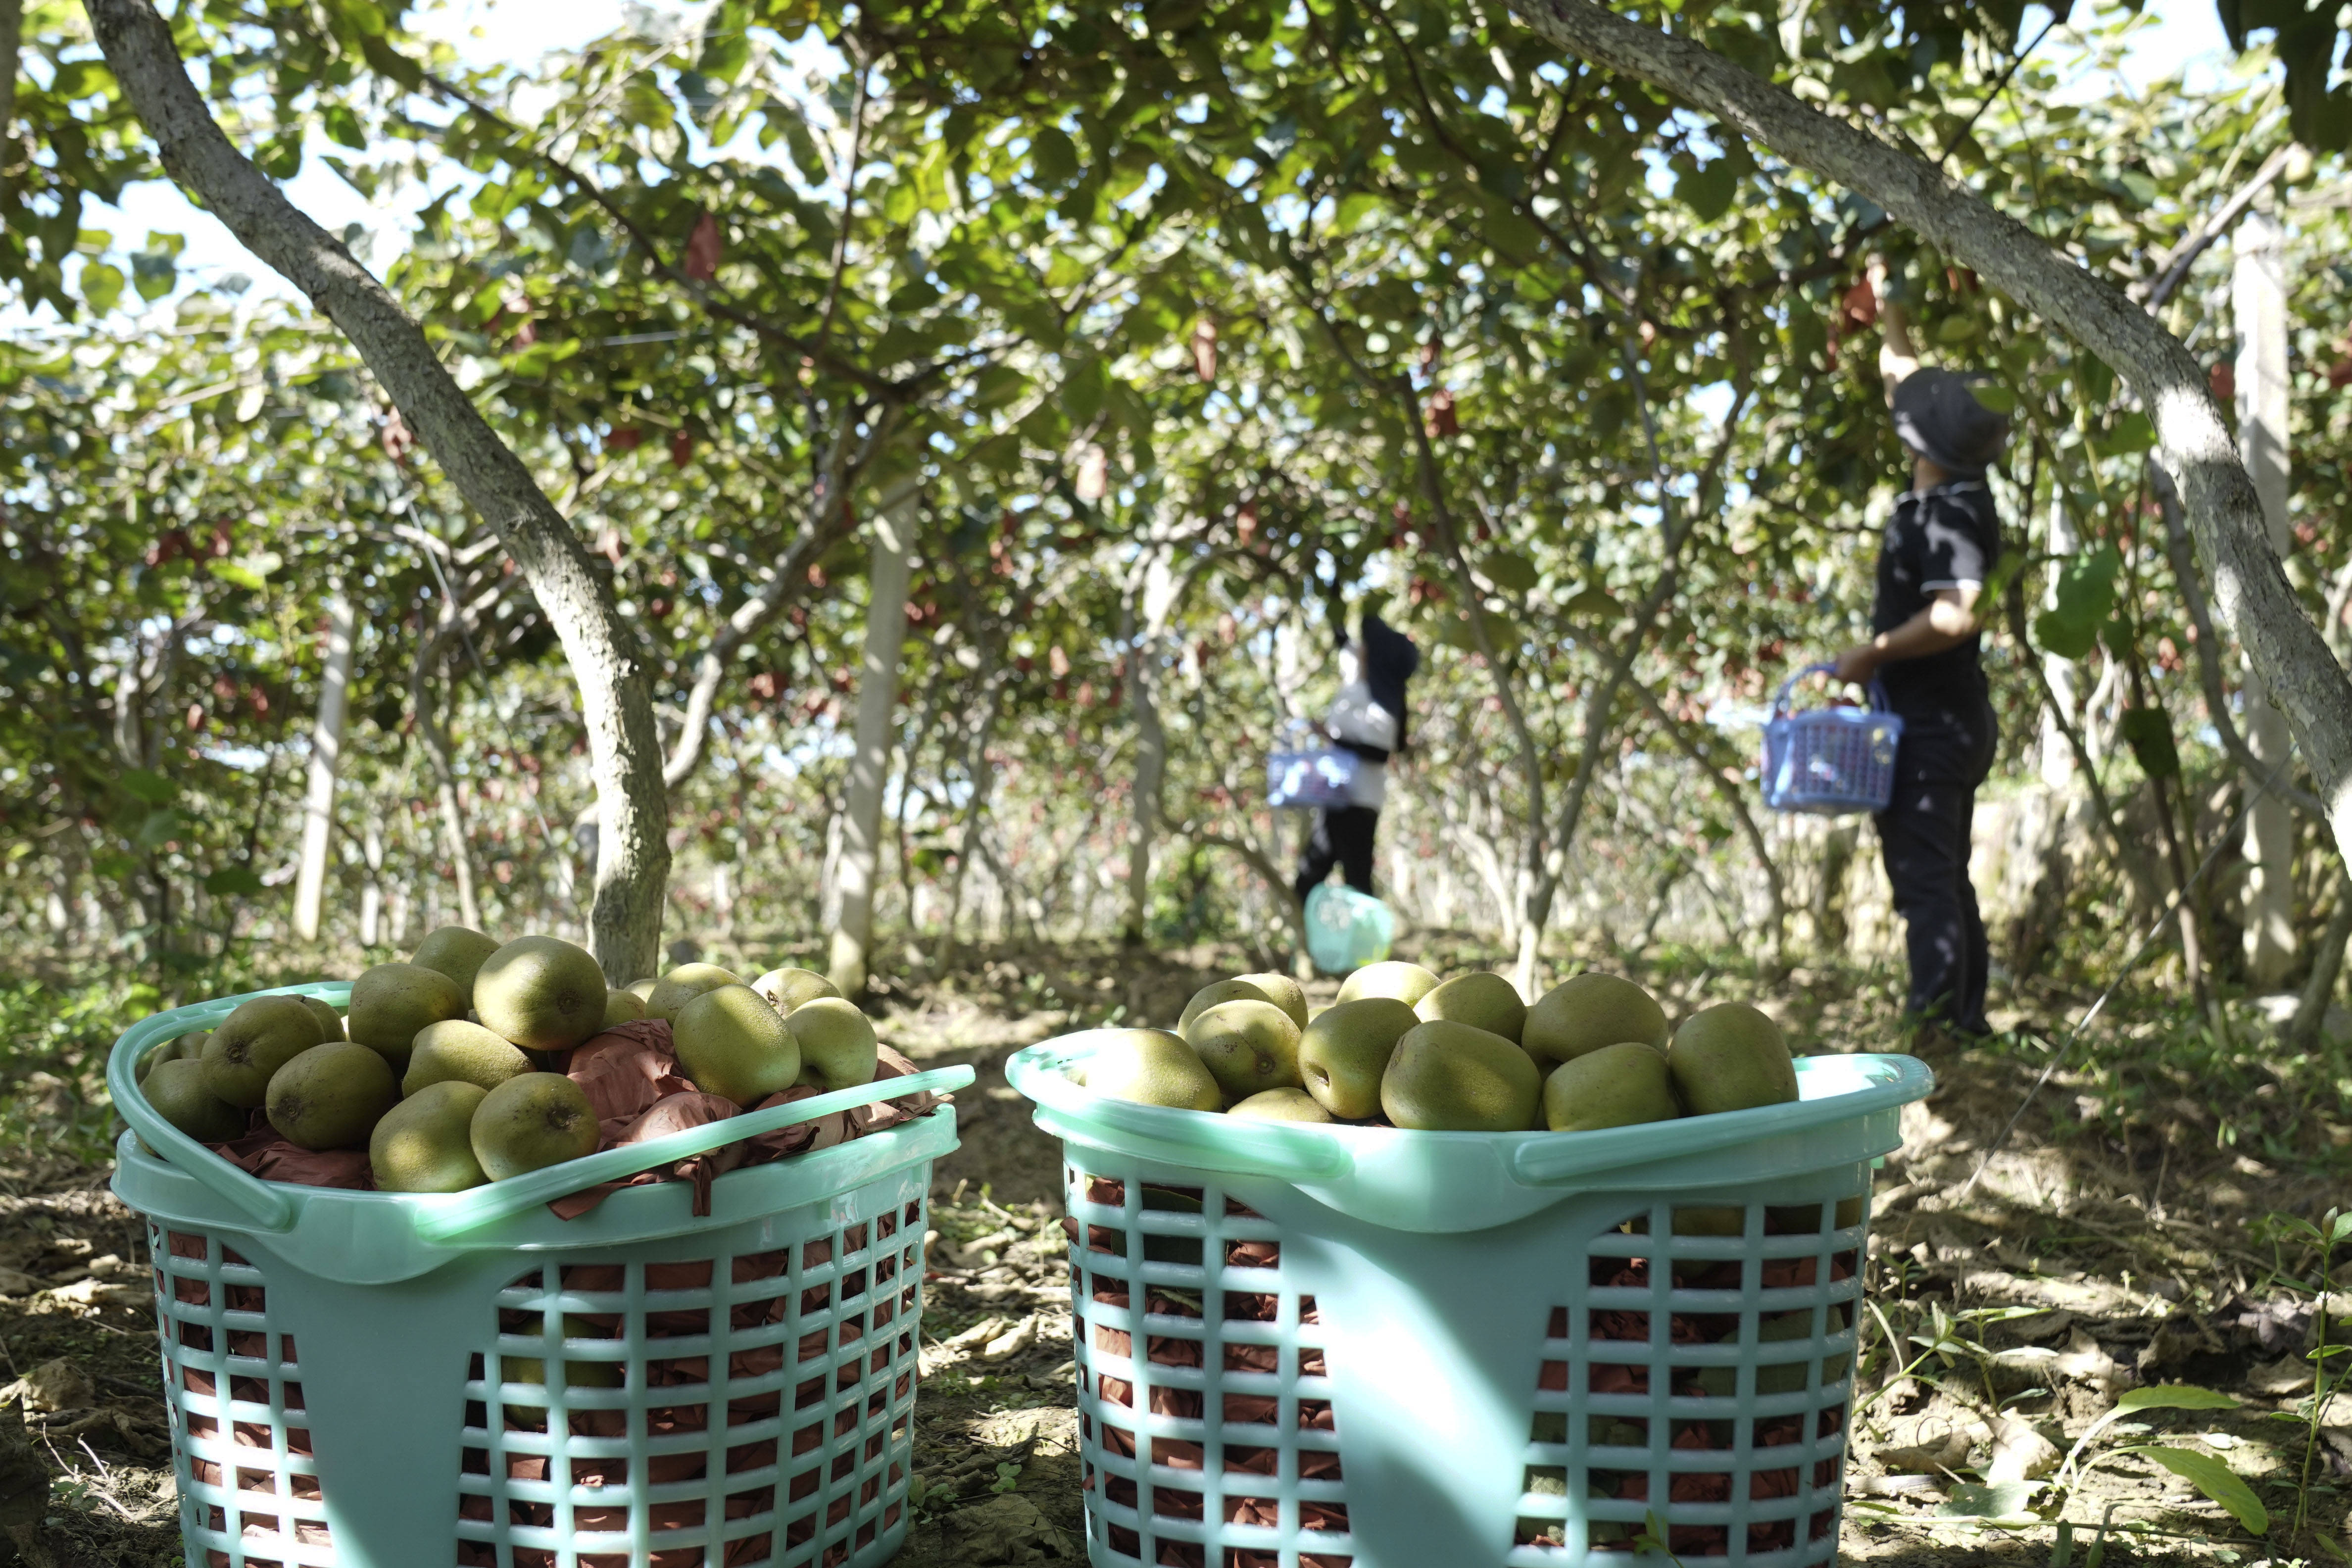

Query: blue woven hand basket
[1762,662,1904,815]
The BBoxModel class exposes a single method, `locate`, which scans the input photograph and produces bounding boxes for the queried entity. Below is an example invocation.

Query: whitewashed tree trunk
[359,803,386,947]
[293,591,355,942]
[1122,547,1179,947]
[827,501,917,996]
[2236,212,2297,985]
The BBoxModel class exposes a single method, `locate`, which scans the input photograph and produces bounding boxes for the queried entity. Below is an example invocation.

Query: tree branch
[89,0,670,977]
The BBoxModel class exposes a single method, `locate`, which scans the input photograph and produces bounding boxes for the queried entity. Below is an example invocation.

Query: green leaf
[322,104,368,151]
[2118,707,2180,781]
[2100,410,2156,456]
[2034,543,2121,660]
[134,809,179,850]
[1032,126,1079,187]
[122,770,175,807]
[1968,382,2017,415]
[2115,1384,2239,1414]
[2116,1445,2265,1534]
[1481,550,1539,593]
[204,866,266,898]
[1676,160,1737,223]
[79,261,124,314]
[131,247,177,301]
[207,558,268,592]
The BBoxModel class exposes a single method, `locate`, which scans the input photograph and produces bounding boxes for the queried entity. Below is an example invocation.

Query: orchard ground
[0,938,2343,1567]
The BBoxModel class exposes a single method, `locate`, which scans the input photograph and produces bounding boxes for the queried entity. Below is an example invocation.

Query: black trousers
[1294,806,1378,903]
[1876,778,1990,1035]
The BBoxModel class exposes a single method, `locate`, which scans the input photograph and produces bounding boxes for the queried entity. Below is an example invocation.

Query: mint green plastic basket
[1006,1033,1932,1568]
[108,983,975,1568]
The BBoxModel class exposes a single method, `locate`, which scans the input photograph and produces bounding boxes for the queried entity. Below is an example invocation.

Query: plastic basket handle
[109,982,353,1232]
[409,1065,975,1242]
[109,984,973,1239]
[1506,1054,1933,1187]
[1771,661,1892,717]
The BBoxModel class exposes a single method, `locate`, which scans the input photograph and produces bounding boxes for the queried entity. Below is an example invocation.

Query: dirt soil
[6,940,2344,1566]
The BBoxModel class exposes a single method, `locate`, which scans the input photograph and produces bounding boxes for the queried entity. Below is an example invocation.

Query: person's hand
[1866,255,1891,306]
[1831,643,1882,686]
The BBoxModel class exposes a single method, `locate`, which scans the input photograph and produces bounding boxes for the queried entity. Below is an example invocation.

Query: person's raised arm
[1869,256,1919,406]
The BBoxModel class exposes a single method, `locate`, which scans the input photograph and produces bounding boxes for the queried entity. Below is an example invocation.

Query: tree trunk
[939,665,1008,976]
[292,590,355,942]
[1122,548,1178,947]
[412,639,483,931]
[91,0,668,980]
[2288,871,2352,1052]
[2038,491,2081,788]
[1503,0,2352,871]
[2234,212,2297,985]
[827,500,916,996]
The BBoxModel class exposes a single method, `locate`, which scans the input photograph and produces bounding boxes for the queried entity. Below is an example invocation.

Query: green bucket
[1007,1033,1931,1568]
[108,982,975,1568]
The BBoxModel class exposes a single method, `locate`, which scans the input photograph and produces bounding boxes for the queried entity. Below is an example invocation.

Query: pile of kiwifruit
[132,929,874,1192]
[1079,960,1799,1132]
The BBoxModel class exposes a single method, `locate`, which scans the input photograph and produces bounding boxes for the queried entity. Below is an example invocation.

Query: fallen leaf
[1985,1415,2061,1482]
[2247,1357,2315,1398]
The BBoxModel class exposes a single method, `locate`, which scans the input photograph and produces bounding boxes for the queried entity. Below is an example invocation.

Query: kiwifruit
[750,967,839,1015]
[1177,978,1276,1035]
[1667,1003,1799,1117]
[1541,1041,1680,1132]
[783,996,878,1093]
[1296,997,1418,1120]
[1183,999,1303,1102]
[266,1042,400,1151]
[1416,972,1527,1042]
[1083,1030,1221,1111]
[1380,1019,1541,1132]
[410,925,502,998]
[469,1073,601,1180]
[143,1058,247,1144]
[1522,972,1669,1067]
[1228,1087,1333,1123]
[1232,972,1311,1031]
[473,936,609,1053]
[645,963,743,1024]
[672,984,801,1105]
[1335,960,1441,1009]
[346,963,466,1069]
[369,1080,491,1192]
[201,996,327,1108]
[403,1020,534,1098]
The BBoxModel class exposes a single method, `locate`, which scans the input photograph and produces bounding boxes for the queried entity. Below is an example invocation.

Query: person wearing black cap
[1831,262,2011,1044]
[1293,610,1419,903]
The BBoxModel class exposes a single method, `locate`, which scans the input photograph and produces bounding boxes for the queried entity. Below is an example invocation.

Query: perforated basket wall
[1060,1158,1869,1568]
[1762,710,1901,816]
[146,1177,931,1568]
